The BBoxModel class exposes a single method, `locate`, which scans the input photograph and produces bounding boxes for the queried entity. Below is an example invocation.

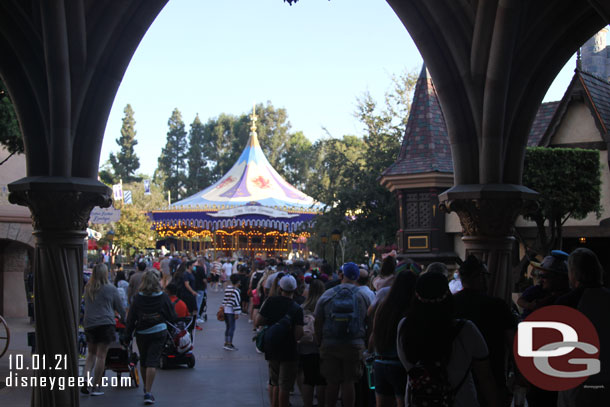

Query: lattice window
[404,192,432,229]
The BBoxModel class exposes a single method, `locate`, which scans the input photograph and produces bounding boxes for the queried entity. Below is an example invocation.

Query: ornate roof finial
[250,104,258,134]
[576,48,582,70]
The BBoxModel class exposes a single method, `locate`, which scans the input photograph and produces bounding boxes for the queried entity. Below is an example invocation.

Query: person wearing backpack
[397,271,501,407]
[255,274,304,407]
[313,262,372,407]
[123,270,177,405]
[298,279,327,407]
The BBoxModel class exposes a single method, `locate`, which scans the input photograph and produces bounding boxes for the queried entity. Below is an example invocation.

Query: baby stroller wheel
[187,357,195,369]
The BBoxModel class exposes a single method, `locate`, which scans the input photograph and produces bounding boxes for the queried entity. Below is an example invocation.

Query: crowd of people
[80,247,609,406]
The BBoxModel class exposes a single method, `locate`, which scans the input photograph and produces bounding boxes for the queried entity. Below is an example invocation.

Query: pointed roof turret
[382,64,453,177]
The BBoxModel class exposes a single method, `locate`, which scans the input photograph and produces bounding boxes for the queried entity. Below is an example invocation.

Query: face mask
[453,272,459,280]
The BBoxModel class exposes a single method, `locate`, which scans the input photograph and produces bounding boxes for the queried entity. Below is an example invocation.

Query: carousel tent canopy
[170,109,323,212]
[150,108,324,236]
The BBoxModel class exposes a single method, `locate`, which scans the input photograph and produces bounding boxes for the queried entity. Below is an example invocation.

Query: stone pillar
[439,184,537,302]
[8,177,111,407]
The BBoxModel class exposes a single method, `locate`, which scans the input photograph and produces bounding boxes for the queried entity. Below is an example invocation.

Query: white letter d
[518,321,578,357]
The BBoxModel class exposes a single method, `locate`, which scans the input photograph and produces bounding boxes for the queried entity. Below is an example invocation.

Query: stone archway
[0,2,609,406]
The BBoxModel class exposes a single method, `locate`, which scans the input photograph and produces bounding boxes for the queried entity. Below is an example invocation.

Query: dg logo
[514,305,601,391]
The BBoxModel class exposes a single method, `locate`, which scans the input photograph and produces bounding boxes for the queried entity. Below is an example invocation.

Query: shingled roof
[579,70,610,134]
[382,65,453,176]
[528,101,560,146]
[383,65,560,177]
[539,69,610,147]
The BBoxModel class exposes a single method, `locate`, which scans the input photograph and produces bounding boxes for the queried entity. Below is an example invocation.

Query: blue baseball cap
[342,262,360,281]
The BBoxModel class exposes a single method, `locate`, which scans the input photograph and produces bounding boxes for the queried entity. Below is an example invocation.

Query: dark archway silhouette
[0,1,608,405]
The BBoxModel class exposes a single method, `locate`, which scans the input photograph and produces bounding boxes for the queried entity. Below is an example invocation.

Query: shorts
[211,274,219,283]
[319,344,364,385]
[299,353,326,386]
[85,324,116,345]
[181,294,197,313]
[268,359,299,391]
[373,361,407,396]
[136,331,167,368]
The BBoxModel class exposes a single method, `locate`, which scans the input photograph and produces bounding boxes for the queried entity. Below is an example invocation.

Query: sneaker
[144,393,155,404]
[195,326,203,331]
[223,345,232,350]
[90,387,104,396]
[248,319,253,323]
[227,344,238,351]
[80,386,90,395]
[196,318,204,324]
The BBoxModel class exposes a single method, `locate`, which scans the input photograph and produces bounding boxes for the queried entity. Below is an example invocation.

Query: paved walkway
[0,289,306,406]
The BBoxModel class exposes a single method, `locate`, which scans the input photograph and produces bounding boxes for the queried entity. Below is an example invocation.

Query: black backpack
[263,302,299,354]
[407,320,468,407]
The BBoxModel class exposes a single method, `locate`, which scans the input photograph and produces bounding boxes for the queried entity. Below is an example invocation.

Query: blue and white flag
[124,190,133,205]
[144,179,151,195]
[112,183,123,201]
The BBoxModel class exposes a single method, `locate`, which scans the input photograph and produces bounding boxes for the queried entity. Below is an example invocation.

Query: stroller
[160,317,196,369]
[105,319,139,387]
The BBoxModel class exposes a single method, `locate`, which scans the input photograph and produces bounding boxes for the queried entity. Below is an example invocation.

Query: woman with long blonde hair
[82,263,126,396]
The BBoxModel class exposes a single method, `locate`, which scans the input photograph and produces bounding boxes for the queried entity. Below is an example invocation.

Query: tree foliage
[0,78,23,160]
[306,69,418,264]
[93,179,166,256]
[107,104,141,183]
[523,147,602,252]
[157,108,189,201]
[186,114,212,195]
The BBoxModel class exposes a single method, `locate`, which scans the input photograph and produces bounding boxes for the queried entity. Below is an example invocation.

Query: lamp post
[331,229,342,274]
[321,233,328,261]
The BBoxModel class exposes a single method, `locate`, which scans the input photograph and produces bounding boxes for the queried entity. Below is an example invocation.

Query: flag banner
[144,179,151,195]
[124,190,133,205]
[112,183,123,201]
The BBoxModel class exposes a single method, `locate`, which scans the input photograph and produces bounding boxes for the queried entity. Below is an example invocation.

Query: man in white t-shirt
[222,260,233,289]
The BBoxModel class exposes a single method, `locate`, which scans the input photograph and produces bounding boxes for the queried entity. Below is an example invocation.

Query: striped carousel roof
[169,108,322,213]
[150,108,323,235]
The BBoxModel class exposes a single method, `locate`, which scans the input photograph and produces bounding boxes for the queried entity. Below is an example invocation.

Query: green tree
[523,147,602,253]
[108,104,141,183]
[186,114,213,195]
[0,78,23,164]
[157,108,188,201]
[283,131,313,189]
[307,69,418,264]
[93,179,166,256]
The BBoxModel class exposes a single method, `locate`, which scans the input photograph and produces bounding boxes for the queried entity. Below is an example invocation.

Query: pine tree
[157,108,188,201]
[186,114,212,195]
[0,79,23,164]
[109,104,140,182]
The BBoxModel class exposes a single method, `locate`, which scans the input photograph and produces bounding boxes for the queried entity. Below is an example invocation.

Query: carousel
[150,108,323,258]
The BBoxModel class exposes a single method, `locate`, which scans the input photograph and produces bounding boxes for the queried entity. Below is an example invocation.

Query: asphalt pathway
[0,288,307,406]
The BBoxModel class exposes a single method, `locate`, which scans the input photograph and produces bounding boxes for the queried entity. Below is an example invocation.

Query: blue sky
[101,0,578,177]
